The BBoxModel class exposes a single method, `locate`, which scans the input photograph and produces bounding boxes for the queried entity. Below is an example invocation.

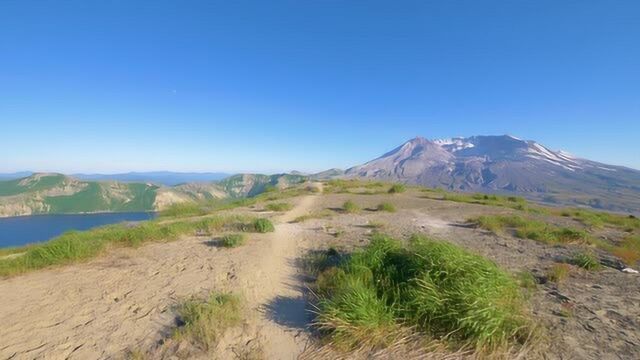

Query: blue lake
[0,212,157,248]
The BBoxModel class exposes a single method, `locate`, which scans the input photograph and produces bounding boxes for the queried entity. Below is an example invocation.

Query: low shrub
[253,218,275,233]
[221,233,245,248]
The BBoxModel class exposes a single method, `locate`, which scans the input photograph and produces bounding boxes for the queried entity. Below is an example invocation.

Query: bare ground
[1,189,639,359]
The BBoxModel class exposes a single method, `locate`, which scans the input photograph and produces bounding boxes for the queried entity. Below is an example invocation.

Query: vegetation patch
[387,183,406,194]
[161,202,208,218]
[571,252,601,271]
[376,202,396,212]
[173,292,242,351]
[312,234,533,353]
[547,263,572,283]
[292,209,334,223]
[558,209,640,231]
[612,235,640,265]
[424,191,536,212]
[324,179,389,195]
[342,200,360,214]
[470,215,591,245]
[0,215,258,276]
[252,218,275,233]
[515,270,537,291]
[220,233,245,248]
[265,202,292,212]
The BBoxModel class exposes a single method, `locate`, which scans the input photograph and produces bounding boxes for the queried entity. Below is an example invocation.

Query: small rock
[622,267,639,274]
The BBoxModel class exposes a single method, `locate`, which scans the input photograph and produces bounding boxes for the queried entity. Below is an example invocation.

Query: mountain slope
[0,173,309,217]
[345,136,640,213]
[0,174,159,217]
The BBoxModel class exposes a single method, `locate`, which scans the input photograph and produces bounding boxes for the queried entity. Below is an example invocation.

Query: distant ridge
[0,171,230,186]
[0,172,306,217]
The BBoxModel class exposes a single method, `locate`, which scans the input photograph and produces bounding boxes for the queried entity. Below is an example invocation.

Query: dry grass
[547,263,572,283]
[173,292,242,351]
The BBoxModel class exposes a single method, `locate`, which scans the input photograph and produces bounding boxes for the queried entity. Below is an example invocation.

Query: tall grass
[313,234,532,353]
[173,292,242,350]
[0,215,262,276]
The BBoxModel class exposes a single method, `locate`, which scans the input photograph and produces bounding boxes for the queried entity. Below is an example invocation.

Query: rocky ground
[0,188,638,359]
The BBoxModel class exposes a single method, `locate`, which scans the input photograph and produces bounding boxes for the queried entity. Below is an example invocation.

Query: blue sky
[1,0,639,173]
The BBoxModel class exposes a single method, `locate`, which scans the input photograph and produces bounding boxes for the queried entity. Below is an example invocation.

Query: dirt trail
[0,192,321,360]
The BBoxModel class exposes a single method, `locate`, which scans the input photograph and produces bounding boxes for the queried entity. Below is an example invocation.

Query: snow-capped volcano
[345,135,640,213]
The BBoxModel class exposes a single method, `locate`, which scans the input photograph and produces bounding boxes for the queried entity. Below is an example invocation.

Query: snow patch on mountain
[433,138,475,152]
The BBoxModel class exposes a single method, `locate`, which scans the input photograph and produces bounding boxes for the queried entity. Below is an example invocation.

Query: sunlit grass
[173,292,242,350]
[312,233,533,353]
[0,215,264,276]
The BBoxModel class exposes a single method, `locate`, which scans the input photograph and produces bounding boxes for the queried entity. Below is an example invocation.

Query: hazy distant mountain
[0,172,33,180]
[345,135,640,213]
[0,172,230,186]
[72,171,230,186]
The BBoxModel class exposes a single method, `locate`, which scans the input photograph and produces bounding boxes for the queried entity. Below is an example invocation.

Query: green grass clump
[571,252,601,270]
[342,200,360,214]
[387,183,406,194]
[160,202,208,218]
[220,233,245,248]
[252,218,275,233]
[174,292,242,350]
[376,202,396,212]
[265,202,293,212]
[313,234,532,352]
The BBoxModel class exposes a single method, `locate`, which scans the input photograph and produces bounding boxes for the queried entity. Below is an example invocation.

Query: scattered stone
[599,255,625,270]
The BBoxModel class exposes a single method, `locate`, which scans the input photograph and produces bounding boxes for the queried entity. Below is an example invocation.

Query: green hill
[0,173,308,217]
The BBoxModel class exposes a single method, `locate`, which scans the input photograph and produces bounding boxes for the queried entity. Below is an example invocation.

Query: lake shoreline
[0,212,157,248]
